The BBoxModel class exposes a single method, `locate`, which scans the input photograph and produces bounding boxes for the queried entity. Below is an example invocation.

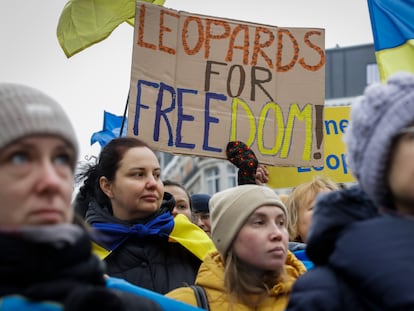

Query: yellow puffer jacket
[166,250,306,310]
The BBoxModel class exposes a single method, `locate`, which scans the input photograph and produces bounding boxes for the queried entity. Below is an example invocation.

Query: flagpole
[119,92,129,137]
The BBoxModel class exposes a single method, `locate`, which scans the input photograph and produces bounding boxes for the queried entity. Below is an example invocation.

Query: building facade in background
[159,43,378,195]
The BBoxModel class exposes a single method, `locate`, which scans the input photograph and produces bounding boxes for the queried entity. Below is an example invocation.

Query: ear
[99,176,114,198]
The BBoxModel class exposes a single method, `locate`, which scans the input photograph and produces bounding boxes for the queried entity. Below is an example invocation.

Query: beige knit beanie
[0,83,78,167]
[210,185,287,258]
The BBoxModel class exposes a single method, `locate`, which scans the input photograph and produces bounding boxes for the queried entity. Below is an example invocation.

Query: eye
[153,171,161,180]
[176,204,189,210]
[10,151,29,165]
[253,219,264,226]
[200,214,210,220]
[53,153,73,167]
[131,170,145,178]
[277,217,286,228]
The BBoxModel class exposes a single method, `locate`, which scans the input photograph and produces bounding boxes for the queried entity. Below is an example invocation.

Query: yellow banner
[267,106,355,188]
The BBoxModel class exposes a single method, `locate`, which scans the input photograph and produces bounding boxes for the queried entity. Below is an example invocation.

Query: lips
[30,208,63,224]
[141,194,158,201]
[268,246,285,256]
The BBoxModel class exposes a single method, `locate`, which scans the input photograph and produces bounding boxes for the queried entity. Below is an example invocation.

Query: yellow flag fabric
[92,240,111,260]
[367,0,414,82]
[375,40,414,83]
[57,0,165,58]
[169,214,216,261]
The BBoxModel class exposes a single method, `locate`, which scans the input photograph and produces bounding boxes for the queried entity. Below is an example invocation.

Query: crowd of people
[1,70,414,310]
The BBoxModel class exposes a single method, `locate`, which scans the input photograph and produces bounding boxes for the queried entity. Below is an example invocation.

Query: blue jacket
[286,186,414,310]
[106,277,203,311]
[288,242,314,270]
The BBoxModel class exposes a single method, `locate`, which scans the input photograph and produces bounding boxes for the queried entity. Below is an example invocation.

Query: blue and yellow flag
[92,214,216,261]
[57,0,165,58]
[367,0,414,82]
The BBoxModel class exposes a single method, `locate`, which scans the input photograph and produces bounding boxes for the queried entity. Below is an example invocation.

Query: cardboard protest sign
[267,105,356,188]
[128,2,325,166]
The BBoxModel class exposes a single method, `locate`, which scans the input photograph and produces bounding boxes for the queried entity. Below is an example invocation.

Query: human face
[297,187,331,242]
[164,185,191,219]
[100,146,163,220]
[233,205,288,272]
[0,136,75,226]
[387,128,414,214]
[192,212,211,236]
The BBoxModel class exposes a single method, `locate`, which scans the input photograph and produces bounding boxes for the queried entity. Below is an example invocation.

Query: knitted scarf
[0,225,105,301]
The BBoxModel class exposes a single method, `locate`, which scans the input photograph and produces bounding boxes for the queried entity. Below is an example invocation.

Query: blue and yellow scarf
[92,213,215,261]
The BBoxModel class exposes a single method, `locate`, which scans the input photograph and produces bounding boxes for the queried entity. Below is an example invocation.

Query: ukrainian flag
[367,0,414,82]
[57,0,165,58]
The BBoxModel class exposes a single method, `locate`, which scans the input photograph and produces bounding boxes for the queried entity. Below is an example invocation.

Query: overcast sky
[0,0,373,161]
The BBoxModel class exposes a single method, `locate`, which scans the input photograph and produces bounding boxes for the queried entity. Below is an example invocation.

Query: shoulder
[285,251,307,277]
[286,267,346,311]
[165,286,198,307]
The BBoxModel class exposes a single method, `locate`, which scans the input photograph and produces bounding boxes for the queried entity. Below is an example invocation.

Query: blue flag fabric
[91,212,174,252]
[106,277,203,310]
[367,0,414,81]
[90,111,127,148]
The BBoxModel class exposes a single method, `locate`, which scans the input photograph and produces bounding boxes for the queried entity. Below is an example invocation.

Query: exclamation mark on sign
[313,105,323,160]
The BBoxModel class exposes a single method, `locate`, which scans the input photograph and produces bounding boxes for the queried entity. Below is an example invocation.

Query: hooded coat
[286,186,414,311]
[166,250,306,310]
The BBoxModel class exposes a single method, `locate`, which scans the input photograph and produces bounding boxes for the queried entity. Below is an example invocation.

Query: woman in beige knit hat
[166,184,306,310]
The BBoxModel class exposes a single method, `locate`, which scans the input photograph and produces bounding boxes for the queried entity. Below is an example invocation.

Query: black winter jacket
[0,224,162,311]
[286,186,414,311]
[85,193,201,294]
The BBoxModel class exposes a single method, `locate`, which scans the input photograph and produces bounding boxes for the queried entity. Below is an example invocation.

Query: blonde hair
[286,176,338,242]
[278,193,290,206]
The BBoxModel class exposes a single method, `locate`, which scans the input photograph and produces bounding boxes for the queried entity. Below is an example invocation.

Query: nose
[36,160,62,192]
[269,224,283,241]
[145,174,158,189]
[171,207,178,216]
[196,217,204,227]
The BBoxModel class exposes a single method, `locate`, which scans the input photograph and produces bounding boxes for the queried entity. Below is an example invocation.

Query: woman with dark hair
[75,137,215,294]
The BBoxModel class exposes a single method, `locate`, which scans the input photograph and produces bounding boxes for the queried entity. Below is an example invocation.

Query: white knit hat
[0,83,78,167]
[209,185,287,258]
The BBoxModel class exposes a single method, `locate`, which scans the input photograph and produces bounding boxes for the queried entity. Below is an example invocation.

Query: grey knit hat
[0,83,78,165]
[209,185,287,258]
[344,72,414,209]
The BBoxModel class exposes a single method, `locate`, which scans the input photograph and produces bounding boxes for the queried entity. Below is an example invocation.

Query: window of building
[206,167,220,194]
[366,63,380,85]
[227,164,237,188]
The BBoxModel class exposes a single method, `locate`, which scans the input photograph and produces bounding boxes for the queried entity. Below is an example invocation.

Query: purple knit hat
[344,72,414,209]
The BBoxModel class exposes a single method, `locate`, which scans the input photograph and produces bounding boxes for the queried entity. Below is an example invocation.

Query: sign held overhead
[128,2,325,166]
